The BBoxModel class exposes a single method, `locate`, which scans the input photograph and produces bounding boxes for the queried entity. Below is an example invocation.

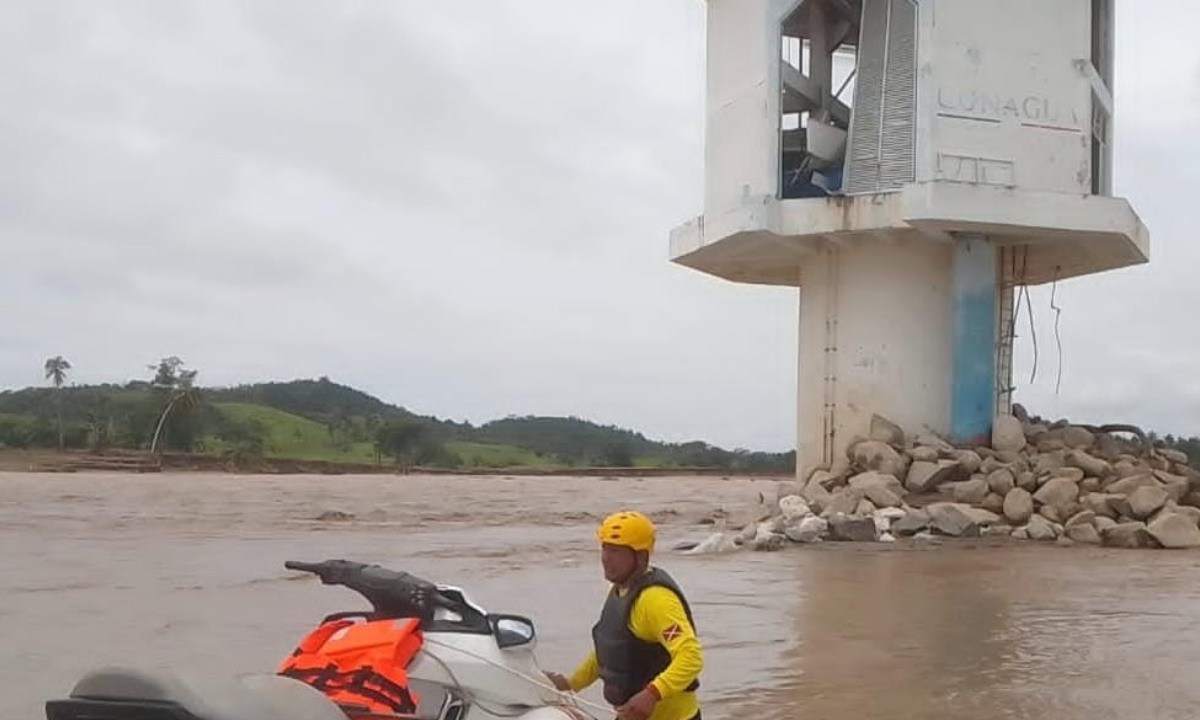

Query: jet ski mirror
[490,615,536,648]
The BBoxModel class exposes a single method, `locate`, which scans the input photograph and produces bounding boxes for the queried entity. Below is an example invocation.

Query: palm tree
[43,356,71,450]
[149,358,200,454]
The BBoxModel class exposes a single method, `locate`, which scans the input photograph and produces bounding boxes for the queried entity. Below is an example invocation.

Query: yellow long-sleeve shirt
[568,584,703,720]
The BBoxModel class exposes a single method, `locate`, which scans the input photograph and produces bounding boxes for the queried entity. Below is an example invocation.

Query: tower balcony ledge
[669,181,1150,287]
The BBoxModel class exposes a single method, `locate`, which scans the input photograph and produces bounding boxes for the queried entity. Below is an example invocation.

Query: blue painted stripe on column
[951,235,997,445]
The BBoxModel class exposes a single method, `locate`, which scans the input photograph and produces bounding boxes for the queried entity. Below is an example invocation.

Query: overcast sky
[1,1,1197,452]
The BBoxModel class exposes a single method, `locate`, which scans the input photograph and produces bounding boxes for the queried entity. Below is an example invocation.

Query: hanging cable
[1017,246,1038,385]
[1022,285,1037,384]
[1050,266,1064,395]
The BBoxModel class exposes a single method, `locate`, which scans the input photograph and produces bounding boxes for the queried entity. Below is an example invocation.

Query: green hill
[209,402,374,462]
[0,371,795,471]
[7,356,1200,472]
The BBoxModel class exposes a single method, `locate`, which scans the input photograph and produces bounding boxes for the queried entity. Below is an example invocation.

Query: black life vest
[591,567,700,707]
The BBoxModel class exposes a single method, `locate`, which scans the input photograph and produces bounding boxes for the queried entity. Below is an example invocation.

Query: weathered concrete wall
[920,0,1094,193]
[797,240,953,478]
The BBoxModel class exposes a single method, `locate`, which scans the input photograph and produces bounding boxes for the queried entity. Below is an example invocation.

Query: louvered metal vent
[844,0,917,194]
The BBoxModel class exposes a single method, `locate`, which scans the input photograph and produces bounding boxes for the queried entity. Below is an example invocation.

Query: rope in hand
[420,636,613,718]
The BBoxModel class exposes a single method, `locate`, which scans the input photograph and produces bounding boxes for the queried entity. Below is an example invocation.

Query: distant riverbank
[0,448,791,478]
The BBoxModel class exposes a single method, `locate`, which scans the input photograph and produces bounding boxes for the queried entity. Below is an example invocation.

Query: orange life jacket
[278,617,423,717]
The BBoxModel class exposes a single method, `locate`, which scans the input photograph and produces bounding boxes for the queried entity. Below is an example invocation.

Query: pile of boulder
[698,408,1200,552]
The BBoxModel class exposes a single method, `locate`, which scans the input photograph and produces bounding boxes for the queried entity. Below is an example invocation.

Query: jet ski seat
[45,666,348,720]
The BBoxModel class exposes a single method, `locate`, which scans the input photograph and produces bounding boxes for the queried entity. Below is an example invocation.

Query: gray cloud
[2,0,1197,452]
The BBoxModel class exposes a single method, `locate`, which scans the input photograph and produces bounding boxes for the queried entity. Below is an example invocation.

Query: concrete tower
[670,0,1149,479]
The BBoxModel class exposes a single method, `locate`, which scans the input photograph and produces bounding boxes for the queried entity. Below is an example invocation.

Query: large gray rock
[807,469,841,490]
[1160,448,1190,466]
[855,499,878,516]
[851,440,907,478]
[1003,487,1034,524]
[993,449,1026,465]
[1101,521,1153,549]
[1109,495,1134,520]
[910,446,940,463]
[1094,516,1118,532]
[1165,503,1200,526]
[869,414,905,446]
[915,432,955,453]
[778,495,812,520]
[1154,473,1191,503]
[1079,477,1101,494]
[980,456,1007,476]
[1039,504,1064,524]
[1066,450,1110,478]
[981,492,1006,515]
[906,460,966,494]
[1154,468,1187,483]
[784,515,828,543]
[1065,509,1096,527]
[1049,467,1085,483]
[751,521,787,551]
[1033,477,1080,511]
[848,471,906,499]
[863,485,903,509]
[1037,438,1067,453]
[987,468,1016,496]
[992,414,1026,452]
[953,476,990,505]
[1026,514,1057,541]
[1147,513,1200,549]
[892,509,930,537]
[803,482,833,514]
[822,488,863,518]
[1110,459,1138,479]
[1099,472,1156,494]
[1065,522,1102,544]
[926,502,981,537]
[1017,471,1037,491]
[1128,485,1169,520]
[828,514,880,542]
[1062,426,1096,450]
[954,450,983,475]
[1084,492,1118,520]
[963,507,1002,526]
[1033,450,1067,477]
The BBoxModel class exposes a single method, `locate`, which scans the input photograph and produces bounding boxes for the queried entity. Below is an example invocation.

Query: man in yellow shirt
[547,511,703,720]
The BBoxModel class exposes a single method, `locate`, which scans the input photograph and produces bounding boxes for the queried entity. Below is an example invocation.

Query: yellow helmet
[596,511,656,552]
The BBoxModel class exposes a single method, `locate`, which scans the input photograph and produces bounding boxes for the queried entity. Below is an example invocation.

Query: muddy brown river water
[4,472,1200,720]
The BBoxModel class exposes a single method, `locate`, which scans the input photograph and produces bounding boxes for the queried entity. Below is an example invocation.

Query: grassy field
[212,403,375,462]
[213,403,550,468]
[3,403,686,471]
[446,441,553,468]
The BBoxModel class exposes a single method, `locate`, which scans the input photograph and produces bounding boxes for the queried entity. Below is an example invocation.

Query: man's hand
[545,672,572,692]
[616,686,660,720]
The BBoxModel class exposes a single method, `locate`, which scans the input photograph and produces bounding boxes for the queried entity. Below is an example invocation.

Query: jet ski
[44,559,599,720]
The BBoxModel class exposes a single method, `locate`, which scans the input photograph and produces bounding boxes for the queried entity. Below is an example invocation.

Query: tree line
[1,360,798,471]
[10,359,1198,472]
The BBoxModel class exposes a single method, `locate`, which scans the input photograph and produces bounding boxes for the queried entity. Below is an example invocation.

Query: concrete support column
[950,234,998,445]
[797,241,954,480]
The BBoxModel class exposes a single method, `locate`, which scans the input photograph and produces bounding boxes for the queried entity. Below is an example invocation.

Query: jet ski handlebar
[285,559,457,624]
